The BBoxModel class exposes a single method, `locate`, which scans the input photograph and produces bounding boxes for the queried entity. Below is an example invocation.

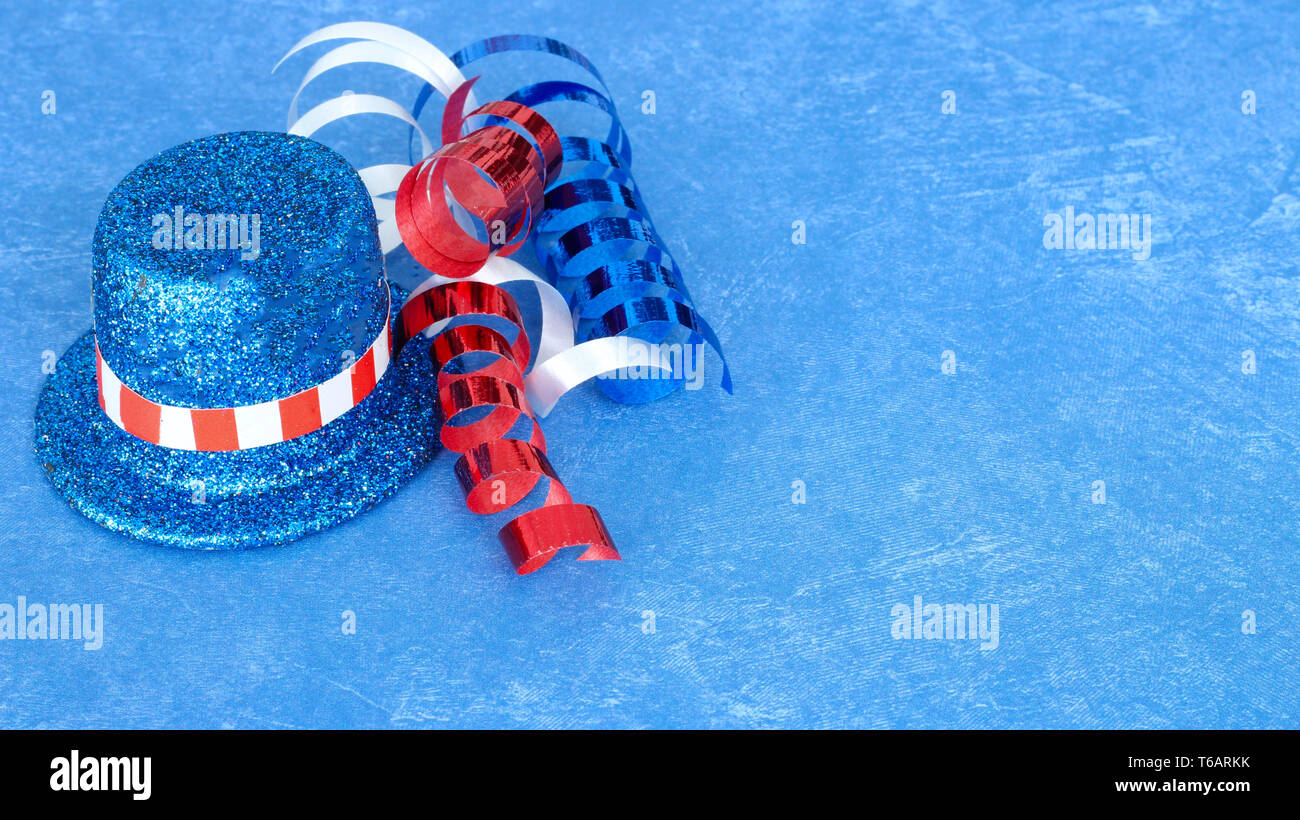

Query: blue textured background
[2,0,1297,728]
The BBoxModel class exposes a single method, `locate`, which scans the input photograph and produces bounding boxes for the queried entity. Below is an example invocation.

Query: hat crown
[92,131,385,408]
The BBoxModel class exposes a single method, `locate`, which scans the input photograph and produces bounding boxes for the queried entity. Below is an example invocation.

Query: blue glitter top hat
[93,131,388,409]
[35,131,439,549]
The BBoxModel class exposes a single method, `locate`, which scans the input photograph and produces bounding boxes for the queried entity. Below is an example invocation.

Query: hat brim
[34,330,440,549]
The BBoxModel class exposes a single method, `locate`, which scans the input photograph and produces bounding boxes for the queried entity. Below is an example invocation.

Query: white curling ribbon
[274,21,476,113]
[358,164,410,198]
[358,164,407,244]
[288,93,434,161]
[282,40,466,130]
[524,336,670,418]
[370,196,396,223]
[377,218,403,255]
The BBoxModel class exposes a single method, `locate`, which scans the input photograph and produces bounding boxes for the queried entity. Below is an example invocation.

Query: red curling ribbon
[438,376,538,453]
[387,81,617,573]
[395,76,558,279]
[280,30,621,575]
[398,277,618,574]
[456,438,564,513]
[395,279,530,366]
[500,505,620,576]
[441,79,562,184]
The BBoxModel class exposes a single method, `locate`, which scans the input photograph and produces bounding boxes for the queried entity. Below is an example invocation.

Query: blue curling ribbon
[411,35,731,404]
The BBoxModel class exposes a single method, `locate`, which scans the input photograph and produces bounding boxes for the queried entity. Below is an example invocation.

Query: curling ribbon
[275,22,732,416]
[393,281,618,573]
[277,25,620,573]
[441,36,732,408]
[394,76,560,279]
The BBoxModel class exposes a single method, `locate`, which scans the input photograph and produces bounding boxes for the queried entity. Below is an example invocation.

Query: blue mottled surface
[1,0,1297,728]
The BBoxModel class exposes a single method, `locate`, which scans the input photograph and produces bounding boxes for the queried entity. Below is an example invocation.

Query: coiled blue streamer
[412,35,732,404]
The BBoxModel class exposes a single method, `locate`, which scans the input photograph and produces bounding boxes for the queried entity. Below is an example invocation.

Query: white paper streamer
[288,93,433,161]
[274,21,476,110]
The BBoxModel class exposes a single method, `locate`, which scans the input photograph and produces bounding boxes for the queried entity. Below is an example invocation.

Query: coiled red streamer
[414,281,617,573]
[393,82,617,574]
[395,77,560,278]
